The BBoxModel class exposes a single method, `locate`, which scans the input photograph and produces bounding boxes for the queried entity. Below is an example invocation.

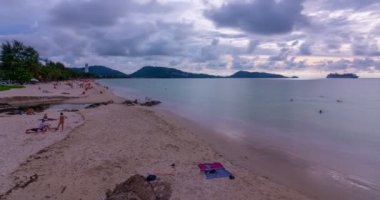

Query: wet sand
[0,82,310,200]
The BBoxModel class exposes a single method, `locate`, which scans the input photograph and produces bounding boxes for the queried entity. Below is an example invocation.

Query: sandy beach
[0,81,311,200]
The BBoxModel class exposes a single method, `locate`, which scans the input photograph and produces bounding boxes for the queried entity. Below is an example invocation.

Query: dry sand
[0,82,311,200]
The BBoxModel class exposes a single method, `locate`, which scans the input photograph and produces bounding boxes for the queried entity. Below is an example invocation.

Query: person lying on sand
[25,119,50,134]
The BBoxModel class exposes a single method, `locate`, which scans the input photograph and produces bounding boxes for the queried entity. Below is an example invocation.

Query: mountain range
[71,65,130,78]
[71,65,295,79]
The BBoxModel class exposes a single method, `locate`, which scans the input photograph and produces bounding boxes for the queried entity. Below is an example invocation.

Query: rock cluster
[122,99,161,107]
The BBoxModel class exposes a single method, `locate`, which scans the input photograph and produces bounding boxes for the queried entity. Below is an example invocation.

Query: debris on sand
[105,174,172,200]
[0,174,39,199]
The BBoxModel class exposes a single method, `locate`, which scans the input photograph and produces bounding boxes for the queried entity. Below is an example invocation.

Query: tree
[0,40,40,82]
[3,67,32,83]
[0,40,86,82]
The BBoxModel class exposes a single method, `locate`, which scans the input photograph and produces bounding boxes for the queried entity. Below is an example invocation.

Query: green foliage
[3,67,32,82]
[0,40,86,83]
[0,85,24,91]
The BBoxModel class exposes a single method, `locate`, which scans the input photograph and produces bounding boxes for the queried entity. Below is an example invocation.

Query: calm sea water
[98,78,380,199]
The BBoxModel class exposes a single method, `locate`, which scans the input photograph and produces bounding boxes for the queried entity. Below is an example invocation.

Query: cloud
[93,21,194,57]
[0,0,380,76]
[49,0,175,28]
[317,0,380,10]
[351,36,380,56]
[299,41,312,55]
[204,0,309,35]
[318,58,380,71]
[247,39,260,53]
[232,55,254,70]
[269,46,292,61]
[49,0,128,28]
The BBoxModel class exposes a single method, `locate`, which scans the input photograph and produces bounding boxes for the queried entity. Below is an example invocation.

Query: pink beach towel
[198,162,224,171]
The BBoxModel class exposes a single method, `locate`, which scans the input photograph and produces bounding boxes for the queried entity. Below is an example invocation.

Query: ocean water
[98,78,380,199]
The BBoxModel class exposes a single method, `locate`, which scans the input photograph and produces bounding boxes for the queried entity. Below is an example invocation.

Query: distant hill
[71,65,129,78]
[229,71,288,78]
[327,73,359,78]
[129,66,219,78]
[70,65,293,79]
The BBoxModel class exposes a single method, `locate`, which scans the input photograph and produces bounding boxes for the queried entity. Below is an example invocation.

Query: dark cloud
[93,21,194,57]
[299,42,312,55]
[49,0,175,28]
[247,40,260,53]
[232,56,253,70]
[49,0,128,28]
[351,36,380,56]
[211,38,219,46]
[269,47,291,61]
[204,0,308,35]
[0,0,379,76]
[318,58,380,71]
[352,58,378,69]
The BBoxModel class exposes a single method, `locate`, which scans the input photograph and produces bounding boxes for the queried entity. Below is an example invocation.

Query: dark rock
[123,99,161,107]
[85,101,113,109]
[62,109,79,112]
[122,99,138,106]
[140,100,161,107]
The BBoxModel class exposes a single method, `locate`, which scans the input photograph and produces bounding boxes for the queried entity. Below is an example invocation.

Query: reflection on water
[49,103,90,110]
[99,78,380,199]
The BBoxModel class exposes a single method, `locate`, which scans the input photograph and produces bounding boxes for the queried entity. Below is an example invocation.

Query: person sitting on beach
[56,112,67,131]
[43,113,56,121]
[26,108,35,115]
[25,119,50,134]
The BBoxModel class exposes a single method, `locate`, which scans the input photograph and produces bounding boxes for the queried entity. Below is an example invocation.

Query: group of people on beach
[25,112,67,134]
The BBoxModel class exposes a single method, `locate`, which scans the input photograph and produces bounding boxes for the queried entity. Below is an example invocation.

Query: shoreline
[0,81,311,200]
[98,78,380,200]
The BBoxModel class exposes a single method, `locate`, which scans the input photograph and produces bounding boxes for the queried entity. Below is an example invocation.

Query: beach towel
[203,168,232,179]
[198,162,224,171]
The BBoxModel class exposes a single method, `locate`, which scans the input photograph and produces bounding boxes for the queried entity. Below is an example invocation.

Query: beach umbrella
[30,78,39,82]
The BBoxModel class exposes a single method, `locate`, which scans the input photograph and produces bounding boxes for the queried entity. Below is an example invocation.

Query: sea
[98,78,380,200]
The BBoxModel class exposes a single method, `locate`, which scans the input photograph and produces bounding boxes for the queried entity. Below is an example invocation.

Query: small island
[326,73,359,79]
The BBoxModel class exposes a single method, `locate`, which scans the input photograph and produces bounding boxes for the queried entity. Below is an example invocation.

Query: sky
[0,0,379,78]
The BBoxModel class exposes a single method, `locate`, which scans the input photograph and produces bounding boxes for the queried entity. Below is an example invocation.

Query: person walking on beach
[56,112,67,131]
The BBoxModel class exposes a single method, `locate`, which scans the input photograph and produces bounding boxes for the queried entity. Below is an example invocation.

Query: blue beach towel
[203,168,232,179]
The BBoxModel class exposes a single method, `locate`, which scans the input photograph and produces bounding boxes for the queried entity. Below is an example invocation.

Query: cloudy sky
[1,0,379,78]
